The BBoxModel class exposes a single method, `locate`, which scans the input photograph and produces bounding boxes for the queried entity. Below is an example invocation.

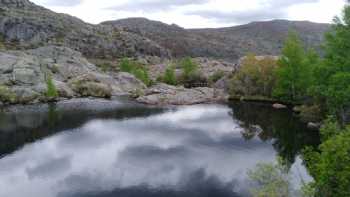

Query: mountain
[103,18,330,60]
[0,0,330,61]
[0,0,170,59]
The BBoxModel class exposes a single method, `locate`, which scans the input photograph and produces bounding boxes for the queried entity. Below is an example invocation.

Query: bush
[132,68,151,86]
[46,74,58,98]
[302,124,350,197]
[230,54,278,98]
[298,105,323,123]
[178,57,208,87]
[162,65,177,85]
[180,57,199,83]
[209,70,225,84]
[118,58,151,86]
[0,85,16,103]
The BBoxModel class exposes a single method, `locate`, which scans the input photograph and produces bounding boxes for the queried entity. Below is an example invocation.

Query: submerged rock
[272,103,287,109]
[307,122,321,130]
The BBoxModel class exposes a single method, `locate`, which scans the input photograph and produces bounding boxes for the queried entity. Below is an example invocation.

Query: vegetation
[302,120,350,197]
[0,33,5,49]
[230,54,278,99]
[118,58,152,86]
[307,5,350,123]
[209,70,225,84]
[0,85,16,103]
[240,5,350,196]
[273,31,314,103]
[179,57,206,86]
[247,158,292,197]
[159,64,177,85]
[46,74,58,98]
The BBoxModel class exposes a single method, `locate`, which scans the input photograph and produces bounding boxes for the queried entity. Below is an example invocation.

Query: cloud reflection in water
[0,104,308,197]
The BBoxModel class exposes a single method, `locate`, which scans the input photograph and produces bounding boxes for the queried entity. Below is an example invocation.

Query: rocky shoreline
[0,46,233,107]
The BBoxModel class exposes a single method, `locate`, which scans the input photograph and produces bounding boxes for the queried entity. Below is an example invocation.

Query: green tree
[311,5,350,123]
[326,72,350,123]
[302,124,350,197]
[273,31,312,103]
[46,74,58,98]
[180,57,203,85]
[162,65,177,85]
[230,54,278,99]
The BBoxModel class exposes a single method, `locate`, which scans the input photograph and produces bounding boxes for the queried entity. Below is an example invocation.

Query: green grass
[118,58,151,86]
[46,74,58,98]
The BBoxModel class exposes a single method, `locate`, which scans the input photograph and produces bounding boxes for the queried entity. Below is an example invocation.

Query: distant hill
[103,18,330,60]
[0,0,330,61]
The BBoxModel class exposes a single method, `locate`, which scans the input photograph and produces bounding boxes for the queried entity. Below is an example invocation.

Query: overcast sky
[31,0,346,28]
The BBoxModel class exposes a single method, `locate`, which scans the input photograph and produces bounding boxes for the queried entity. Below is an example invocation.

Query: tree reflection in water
[228,101,320,167]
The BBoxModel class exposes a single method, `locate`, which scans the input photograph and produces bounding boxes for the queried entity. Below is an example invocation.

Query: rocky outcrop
[147,57,235,82]
[137,83,228,105]
[0,46,147,104]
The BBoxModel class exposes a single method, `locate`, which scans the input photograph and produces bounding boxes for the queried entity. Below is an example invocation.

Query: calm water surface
[0,98,319,197]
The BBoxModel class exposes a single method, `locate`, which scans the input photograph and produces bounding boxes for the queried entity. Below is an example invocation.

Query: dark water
[0,98,319,197]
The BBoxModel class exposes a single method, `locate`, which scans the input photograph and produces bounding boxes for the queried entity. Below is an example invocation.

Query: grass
[118,58,152,86]
[0,85,16,103]
[46,74,58,98]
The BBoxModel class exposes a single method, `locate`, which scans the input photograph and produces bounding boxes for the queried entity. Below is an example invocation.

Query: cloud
[187,9,285,24]
[186,0,320,24]
[44,0,83,7]
[26,155,72,179]
[109,0,210,12]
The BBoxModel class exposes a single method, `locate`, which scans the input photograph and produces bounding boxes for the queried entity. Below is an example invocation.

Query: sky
[31,0,347,28]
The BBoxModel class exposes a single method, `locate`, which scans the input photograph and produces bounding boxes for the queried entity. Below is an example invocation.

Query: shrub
[298,105,323,123]
[180,57,199,82]
[162,65,177,85]
[230,54,278,98]
[118,58,151,86]
[132,68,151,86]
[179,57,208,87]
[302,124,350,197]
[46,74,58,98]
[119,58,135,73]
[209,70,225,84]
[0,85,16,103]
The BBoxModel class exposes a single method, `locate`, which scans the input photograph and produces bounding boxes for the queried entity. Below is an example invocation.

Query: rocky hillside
[103,18,330,60]
[0,0,170,59]
[0,0,330,61]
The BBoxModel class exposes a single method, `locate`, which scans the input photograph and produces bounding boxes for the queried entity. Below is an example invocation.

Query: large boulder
[68,74,112,98]
[112,72,147,95]
[195,57,236,79]
[137,83,228,105]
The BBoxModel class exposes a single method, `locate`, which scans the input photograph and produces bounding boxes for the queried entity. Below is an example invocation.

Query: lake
[0,98,319,197]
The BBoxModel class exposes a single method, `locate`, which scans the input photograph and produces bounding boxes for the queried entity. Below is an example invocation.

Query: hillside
[0,0,170,59]
[103,18,330,60]
[0,0,330,61]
